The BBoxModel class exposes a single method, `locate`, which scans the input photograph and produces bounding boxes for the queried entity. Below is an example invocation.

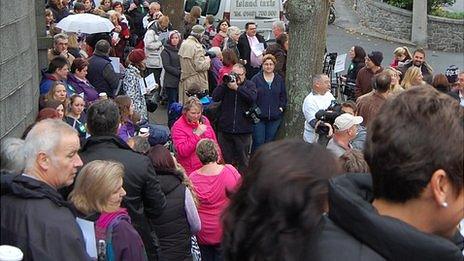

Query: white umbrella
[56,13,114,34]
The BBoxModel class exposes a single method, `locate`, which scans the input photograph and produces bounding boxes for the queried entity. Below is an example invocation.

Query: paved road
[326,25,464,75]
[444,0,464,12]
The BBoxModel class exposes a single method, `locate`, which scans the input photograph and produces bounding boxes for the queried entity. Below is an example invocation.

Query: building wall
[346,0,464,52]
[0,0,41,140]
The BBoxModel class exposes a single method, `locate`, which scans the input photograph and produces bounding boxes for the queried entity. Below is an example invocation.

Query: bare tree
[279,0,330,138]
[159,0,184,29]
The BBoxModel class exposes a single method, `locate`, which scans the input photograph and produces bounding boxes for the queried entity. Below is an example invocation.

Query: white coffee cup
[0,245,23,261]
[139,127,149,135]
[99,92,108,100]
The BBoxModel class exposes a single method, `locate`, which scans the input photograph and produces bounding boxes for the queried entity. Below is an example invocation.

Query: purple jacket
[210,57,223,84]
[67,74,99,103]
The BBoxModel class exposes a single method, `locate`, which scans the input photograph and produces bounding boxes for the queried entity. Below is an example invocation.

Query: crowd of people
[0,0,463,260]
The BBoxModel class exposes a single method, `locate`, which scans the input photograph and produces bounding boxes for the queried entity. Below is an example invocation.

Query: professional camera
[315,100,342,136]
[244,104,262,124]
[222,72,239,84]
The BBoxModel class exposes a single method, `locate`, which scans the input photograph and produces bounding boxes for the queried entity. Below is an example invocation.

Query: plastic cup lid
[0,245,23,261]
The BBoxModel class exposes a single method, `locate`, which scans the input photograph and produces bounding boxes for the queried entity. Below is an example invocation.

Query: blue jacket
[251,72,287,121]
[212,80,257,134]
[87,53,119,97]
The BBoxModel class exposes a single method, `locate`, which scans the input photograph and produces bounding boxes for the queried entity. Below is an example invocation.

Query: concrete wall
[0,0,41,140]
[346,0,464,52]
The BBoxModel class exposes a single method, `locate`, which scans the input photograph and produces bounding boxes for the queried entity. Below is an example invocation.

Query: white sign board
[334,53,347,74]
[231,0,279,19]
[109,57,120,74]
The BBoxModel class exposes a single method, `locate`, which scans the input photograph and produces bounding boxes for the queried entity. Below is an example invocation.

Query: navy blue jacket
[87,53,119,97]
[251,72,287,121]
[212,80,257,134]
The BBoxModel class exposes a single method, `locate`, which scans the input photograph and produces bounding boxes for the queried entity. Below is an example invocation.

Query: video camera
[315,100,342,136]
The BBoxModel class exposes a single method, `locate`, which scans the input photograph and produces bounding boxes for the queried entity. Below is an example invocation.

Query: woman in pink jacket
[171,97,221,175]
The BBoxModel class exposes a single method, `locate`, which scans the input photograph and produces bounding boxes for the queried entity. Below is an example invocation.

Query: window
[206,0,220,16]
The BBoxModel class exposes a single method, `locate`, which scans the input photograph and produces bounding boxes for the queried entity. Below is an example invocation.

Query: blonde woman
[384,67,404,95]
[69,160,148,261]
[401,66,425,89]
[390,46,411,69]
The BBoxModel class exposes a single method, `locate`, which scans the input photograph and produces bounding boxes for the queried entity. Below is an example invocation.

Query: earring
[441,202,448,208]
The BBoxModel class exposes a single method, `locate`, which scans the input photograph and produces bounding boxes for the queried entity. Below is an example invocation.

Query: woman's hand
[193,124,207,136]
[114,25,122,33]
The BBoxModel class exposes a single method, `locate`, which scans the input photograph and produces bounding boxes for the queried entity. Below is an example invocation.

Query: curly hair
[222,139,341,260]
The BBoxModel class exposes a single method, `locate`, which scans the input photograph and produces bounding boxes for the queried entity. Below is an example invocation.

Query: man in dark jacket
[308,87,464,260]
[87,39,120,97]
[1,119,90,261]
[398,48,433,84]
[237,22,267,79]
[355,51,383,99]
[79,99,166,260]
[212,63,257,174]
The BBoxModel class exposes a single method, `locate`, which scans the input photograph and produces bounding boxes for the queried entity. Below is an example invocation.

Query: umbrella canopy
[56,13,114,34]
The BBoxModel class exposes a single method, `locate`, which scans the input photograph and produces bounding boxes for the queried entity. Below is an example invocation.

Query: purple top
[67,73,99,103]
[210,57,223,84]
[117,120,136,142]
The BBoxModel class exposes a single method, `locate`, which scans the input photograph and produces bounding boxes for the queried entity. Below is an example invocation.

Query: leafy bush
[430,9,464,19]
[383,0,456,12]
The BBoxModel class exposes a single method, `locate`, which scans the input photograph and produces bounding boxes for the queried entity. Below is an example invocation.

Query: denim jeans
[252,118,282,152]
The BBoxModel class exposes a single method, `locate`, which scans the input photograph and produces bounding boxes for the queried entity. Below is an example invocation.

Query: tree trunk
[159,0,184,30]
[278,0,330,139]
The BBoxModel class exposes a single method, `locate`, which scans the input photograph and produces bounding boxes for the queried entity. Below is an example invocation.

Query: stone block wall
[428,15,464,52]
[0,0,40,140]
[345,0,464,52]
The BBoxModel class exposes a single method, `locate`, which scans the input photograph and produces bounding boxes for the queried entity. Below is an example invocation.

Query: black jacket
[1,174,90,261]
[308,174,464,261]
[152,170,191,261]
[345,60,365,83]
[161,45,181,89]
[237,33,267,72]
[212,80,257,134]
[78,135,166,260]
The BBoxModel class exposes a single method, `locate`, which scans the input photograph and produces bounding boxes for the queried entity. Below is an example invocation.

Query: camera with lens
[222,72,239,84]
[244,104,262,124]
[315,100,342,136]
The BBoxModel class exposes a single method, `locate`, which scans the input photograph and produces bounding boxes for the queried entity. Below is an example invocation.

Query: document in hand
[251,43,265,57]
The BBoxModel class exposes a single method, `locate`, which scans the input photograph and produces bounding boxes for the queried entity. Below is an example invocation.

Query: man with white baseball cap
[326,113,363,157]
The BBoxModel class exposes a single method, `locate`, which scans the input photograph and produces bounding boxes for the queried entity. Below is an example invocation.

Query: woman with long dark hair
[146,145,201,261]
[222,139,341,261]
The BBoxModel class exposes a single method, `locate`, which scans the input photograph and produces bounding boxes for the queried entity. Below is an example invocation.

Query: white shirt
[302,91,335,143]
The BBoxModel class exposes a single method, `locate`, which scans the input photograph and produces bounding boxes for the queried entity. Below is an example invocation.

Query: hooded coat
[1,174,90,261]
[307,173,464,261]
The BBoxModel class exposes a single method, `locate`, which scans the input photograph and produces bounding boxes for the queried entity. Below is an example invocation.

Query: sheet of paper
[251,43,265,57]
[109,57,120,74]
[144,73,158,93]
[334,53,347,73]
[139,78,147,95]
[76,217,97,258]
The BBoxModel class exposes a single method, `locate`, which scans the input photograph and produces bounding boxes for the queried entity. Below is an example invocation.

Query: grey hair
[23,119,77,170]
[53,33,68,45]
[1,138,26,173]
[312,74,327,85]
[272,20,285,32]
[227,26,241,37]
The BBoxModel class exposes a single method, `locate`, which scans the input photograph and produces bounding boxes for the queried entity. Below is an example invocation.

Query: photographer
[303,74,335,143]
[212,63,257,174]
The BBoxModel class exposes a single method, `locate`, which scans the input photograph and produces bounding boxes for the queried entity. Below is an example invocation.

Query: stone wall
[0,0,40,140]
[428,15,464,52]
[345,0,464,52]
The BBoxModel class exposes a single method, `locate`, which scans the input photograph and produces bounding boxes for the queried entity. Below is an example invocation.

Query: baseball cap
[334,113,363,132]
